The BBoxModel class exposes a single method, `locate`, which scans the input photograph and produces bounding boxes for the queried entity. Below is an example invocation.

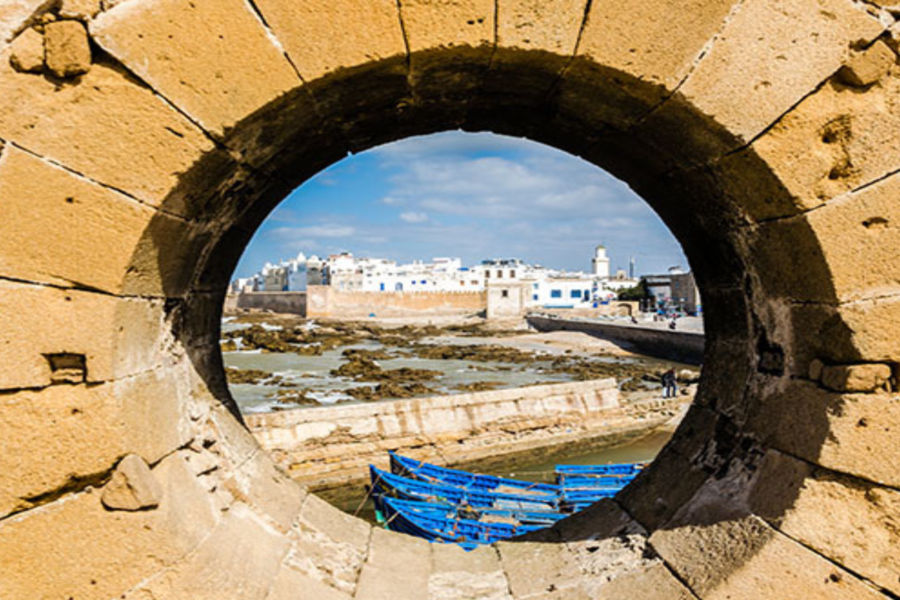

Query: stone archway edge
[0,0,898,598]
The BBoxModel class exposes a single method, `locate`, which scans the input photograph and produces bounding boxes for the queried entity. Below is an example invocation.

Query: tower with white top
[592,244,610,279]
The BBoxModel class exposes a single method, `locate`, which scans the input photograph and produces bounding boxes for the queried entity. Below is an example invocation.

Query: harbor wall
[305,285,486,319]
[527,314,705,365]
[245,379,684,490]
[230,291,308,315]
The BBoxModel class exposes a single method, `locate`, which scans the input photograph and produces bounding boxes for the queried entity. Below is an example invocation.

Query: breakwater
[245,379,684,490]
[527,314,705,365]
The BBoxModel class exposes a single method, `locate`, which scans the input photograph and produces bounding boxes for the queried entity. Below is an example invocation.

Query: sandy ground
[430,330,643,358]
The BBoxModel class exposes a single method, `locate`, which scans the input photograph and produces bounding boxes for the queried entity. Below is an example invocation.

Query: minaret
[592,244,610,279]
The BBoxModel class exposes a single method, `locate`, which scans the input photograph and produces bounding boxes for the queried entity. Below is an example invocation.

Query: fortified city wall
[0,0,898,598]
[306,285,486,318]
[233,290,308,315]
[245,379,682,491]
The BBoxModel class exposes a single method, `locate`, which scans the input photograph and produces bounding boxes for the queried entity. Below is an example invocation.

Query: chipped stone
[838,40,896,88]
[821,363,892,392]
[101,454,162,511]
[9,27,44,73]
[808,358,824,381]
[43,19,91,78]
[59,0,101,20]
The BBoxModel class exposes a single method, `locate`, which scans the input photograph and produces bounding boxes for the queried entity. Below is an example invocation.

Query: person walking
[661,368,677,398]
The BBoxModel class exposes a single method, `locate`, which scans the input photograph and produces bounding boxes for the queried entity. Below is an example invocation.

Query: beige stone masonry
[0,145,200,296]
[0,56,214,209]
[91,0,300,139]
[496,0,584,55]
[252,0,407,82]
[669,0,884,145]
[101,454,163,511]
[43,19,90,77]
[0,0,49,43]
[59,0,101,21]
[820,362,892,392]
[838,39,897,87]
[749,451,900,595]
[8,26,42,72]
[717,64,900,220]
[749,379,900,487]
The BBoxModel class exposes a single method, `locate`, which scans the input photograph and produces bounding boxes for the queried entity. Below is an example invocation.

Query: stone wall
[305,285,486,319]
[232,291,307,315]
[245,379,653,489]
[528,314,706,365]
[1,0,898,598]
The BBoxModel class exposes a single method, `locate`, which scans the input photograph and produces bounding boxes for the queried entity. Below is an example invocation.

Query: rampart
[305,285,486,319]
[246,379,682,490]
[528,314,706,365]
[230,291,307,315]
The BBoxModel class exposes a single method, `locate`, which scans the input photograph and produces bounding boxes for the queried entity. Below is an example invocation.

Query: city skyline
[233,131,689,279]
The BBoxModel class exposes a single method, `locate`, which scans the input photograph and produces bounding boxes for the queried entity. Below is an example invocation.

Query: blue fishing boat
[374,495,545,550]
[390,452,560,494]
[370,465,562,511]
[555,462,646,476]
[374,495,568,526]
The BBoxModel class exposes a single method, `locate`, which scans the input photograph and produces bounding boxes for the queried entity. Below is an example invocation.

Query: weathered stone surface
[59,0,100,20]
[497,540,585,598]
[130,504,288,600]
[8,26,42,72]
[719,66,900,220]
[0,281,168,388]
[101,454,163,510]
[593,563,695,600]
[253,0,406,82]
[749,451,900,595]
[222,451,305,532]
[0,145,201,296]
[355,527,431,600]
[429,543,510,600]
[748,380,900,487]
[820,362,891,392]
[0,450,219,600]
[650,516,882,599]
[91,0,299,138]
[43,19,91,77]
[496,0,583,55]
[669,0,884,145]
[0,56,214,208]
[266,564,351,600]
[562,0,736,127]
[0,0,48,43]
[838,40,896,87]
[751,171,900,303]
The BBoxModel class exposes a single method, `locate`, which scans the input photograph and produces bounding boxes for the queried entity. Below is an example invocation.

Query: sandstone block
[59,0,101,20]
[133,504,289,600]
[0,0,48,43]
[809,358,824,380]
[820,363,891,392]
[838,40,896,87]
[0,452,219,599]
[650,516,882,599]
[593,563,694,600]
[749,450,900,595]
[266,564,351,600]
[252,0,406,82]
[748,380,900,487]
[223,451,305,532]
[0,56,215,209]
[43,19,91,78]
[429,543,509,599]
[354,527,431,600]
[669,0,884,147]
[8,27,43,72]
[102,454,163,511]
[497,540,584,598]
[718,66,900,220]
[496,0,583,55]
[91,0,299,139]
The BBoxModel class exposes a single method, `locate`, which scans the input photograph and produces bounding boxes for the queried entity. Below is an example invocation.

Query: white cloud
[399,211,429,223]
[270,224,355,239]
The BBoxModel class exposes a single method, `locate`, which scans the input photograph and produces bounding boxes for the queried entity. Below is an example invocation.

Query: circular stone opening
[2,2,897,595]
[219,130,701,524]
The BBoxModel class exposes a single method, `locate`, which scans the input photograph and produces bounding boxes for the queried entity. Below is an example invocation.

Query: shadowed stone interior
[0,0,897,598]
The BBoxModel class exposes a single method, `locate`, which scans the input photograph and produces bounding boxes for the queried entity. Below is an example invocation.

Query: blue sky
[233,131,688,279]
